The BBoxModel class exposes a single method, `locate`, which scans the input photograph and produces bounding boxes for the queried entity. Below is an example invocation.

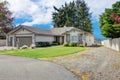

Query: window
[66,34,70,42]
[71,36,78,42]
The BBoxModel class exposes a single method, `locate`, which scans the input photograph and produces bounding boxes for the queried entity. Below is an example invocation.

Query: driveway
[46,47,120,80]
[0,55,79,80]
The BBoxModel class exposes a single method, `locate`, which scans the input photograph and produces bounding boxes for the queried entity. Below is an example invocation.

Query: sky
[6,0,120,39]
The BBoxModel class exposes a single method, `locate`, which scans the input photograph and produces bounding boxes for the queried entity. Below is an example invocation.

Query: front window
[71,36,78,42]
[66,34,70,42]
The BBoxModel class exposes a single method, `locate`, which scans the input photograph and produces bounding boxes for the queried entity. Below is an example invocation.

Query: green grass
[0,46,87,58]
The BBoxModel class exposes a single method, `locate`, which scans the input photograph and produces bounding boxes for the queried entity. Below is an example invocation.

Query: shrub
[69,42,77,47]
[30,44,36,49]
[36,42,51,47]
[52,43,59,46]
[46,42,51,46]
[63,42,69,47]
[79,44,84,47]
[20,45,28,49]
[52,41,60,45]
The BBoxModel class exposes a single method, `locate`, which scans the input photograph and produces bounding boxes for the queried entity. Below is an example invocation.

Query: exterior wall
[84,35,94,46]
[101,38,120,51]
[66,30,80,42]
[0,39,6,46]
[35,35,55,43]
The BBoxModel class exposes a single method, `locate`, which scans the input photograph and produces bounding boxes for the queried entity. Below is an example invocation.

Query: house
[6,25,94,47]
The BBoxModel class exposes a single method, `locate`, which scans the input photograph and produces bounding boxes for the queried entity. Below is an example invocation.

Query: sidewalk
[0,46,16,50]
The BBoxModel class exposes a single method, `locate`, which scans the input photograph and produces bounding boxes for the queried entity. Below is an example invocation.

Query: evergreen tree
[52,0,92,33]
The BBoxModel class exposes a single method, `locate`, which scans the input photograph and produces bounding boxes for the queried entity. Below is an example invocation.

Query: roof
[50,27,74,35]
[8,25,94,36]
[23,25,53,36]
[8,25,54,36]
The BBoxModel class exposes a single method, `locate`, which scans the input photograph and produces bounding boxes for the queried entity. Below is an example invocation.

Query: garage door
[16,36,32,47]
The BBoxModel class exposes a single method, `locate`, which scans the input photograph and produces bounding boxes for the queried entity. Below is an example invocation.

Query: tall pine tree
[52,0,92,33]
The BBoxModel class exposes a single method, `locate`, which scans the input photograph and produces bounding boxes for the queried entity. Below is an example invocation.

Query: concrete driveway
[0,55,79,80]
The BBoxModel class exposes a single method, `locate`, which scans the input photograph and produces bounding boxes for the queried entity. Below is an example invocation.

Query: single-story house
[6,25,94,47]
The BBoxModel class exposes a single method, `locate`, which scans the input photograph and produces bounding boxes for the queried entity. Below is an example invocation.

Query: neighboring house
[6,25,94,47]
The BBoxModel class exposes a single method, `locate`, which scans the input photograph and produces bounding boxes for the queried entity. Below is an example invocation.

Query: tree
[52,0,92,33]
[99,1,120,38]
[0,0,14,34]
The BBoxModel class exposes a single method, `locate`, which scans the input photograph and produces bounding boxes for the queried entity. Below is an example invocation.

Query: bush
[79,44,84,47]
[63,42,69,47]
[69,42,77,47]
[30,44,36,49]
[52,43,59,46]
[36,42,51,47]
[52,41,60,45]
[20,45,28,49]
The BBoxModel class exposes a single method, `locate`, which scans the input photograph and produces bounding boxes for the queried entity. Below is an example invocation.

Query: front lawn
[0,46,87,58]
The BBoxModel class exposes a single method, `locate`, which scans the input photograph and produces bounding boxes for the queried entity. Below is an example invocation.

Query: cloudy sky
[6,0,119,38]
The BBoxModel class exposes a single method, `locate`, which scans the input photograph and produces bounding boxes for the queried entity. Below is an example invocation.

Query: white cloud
[85,0,120,20]
[6,0,120,26]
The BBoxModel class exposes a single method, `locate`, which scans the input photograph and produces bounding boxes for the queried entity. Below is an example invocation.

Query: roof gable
[50,27,74,35]
[8,26,34,35]
[14,28,32,35]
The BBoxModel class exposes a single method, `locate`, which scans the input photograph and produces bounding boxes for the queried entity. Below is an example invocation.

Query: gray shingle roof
[22,25,53,36]
[8,25,94,36]
[8,25,54,36]
[50,27,74,35]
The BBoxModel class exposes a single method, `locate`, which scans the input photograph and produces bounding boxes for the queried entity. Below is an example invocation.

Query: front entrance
[54,36,64,44]
[16,36,32,47]
[55,36,60,42]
